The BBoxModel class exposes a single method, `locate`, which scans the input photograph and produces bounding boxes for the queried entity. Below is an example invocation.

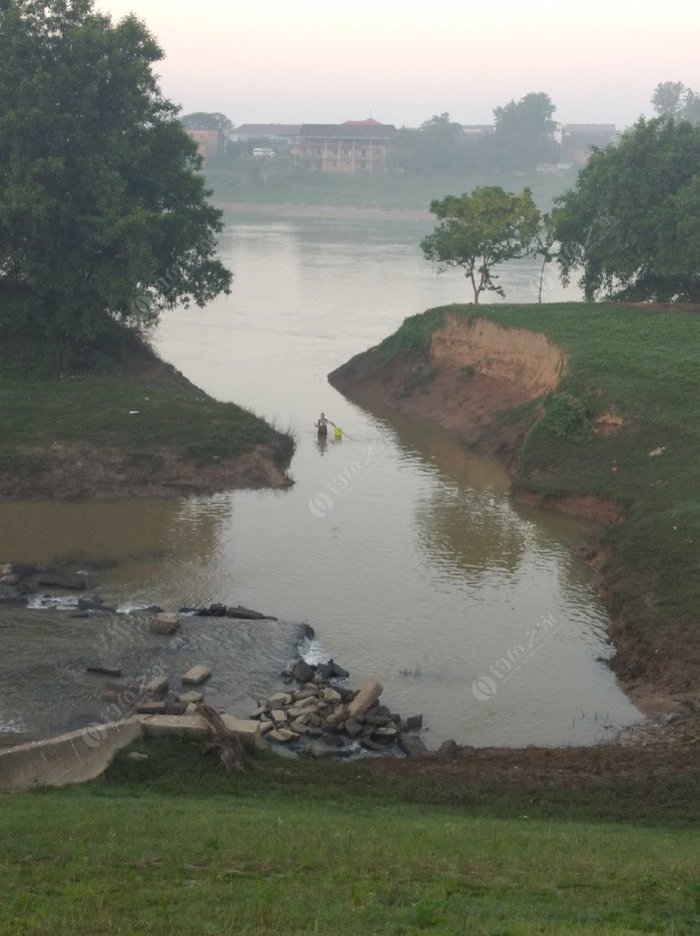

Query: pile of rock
[250,659,426,756]
[0,563,94,604]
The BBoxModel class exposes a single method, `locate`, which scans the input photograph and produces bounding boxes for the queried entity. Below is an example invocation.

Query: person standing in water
[316,413,330,437]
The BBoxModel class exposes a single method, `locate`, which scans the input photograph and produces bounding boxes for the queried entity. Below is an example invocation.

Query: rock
[406,714,423,732]
[259,721,273,736]
[137,701,167,715]
[150,612,180,635]
[0,574,20,586]
[299,623,315,640]
[181,665,211,686]
[291,660,316,683]
[0,564,13,576]
[314,662,334,681]
[324,704,348,726]
[290,721,310,735]
[144,676,169,695]
[267,692,293,708]
[293,687,319,701]
[267,729,297,744]
[360,739,387,753]
[347,680,383,719]
[127,751,149,761]
[329,659,349,679]
[288,704,318,719]
[37,572,86,591]
[184,703,199,716]
[86,665,122,678]
[197,603,227,617]
[270,709,288,725]
[321,687,342,704]
[69,612,90,619]
[399,735,428,757]
[77,595,115,613]
[177,690,204,704]
[225,605,277,621]
[364,712,391,727]
[373,725,398,740]
[436,739,462,757]
[344,718,364,738]
[164,701,187,716]
[321,733,347,748]
[249,705,267,719]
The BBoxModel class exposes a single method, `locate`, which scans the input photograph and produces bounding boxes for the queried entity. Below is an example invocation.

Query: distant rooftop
[229,123,301,138]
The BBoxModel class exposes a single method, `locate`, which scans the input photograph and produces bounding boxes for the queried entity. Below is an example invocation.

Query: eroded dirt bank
[330,313,568,465]
[329,313,696,726]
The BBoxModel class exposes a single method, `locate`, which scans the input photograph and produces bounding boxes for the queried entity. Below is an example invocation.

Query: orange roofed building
[293,119,395,174]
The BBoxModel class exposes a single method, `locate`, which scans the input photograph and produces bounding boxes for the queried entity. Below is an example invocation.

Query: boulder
[144,676,169,695]
[267,728,297,744]
[151,612,180,635]
[399,734,428,757]
[270,709,288,725]
[344,718,364,738]
[181,665,211,686]
[225,605,277,621]
[86,665,122,678]
[177,690,204,704]
[38,572,86,591]
[436,739,461,757]
[291,660,315,683]
[321,687,342,704]
[267,692,293,708]
[137,701,167,715]
[405,714,423,732]
[347,680,383,719]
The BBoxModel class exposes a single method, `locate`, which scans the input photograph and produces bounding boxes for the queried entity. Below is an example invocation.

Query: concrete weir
[0,714,261,793]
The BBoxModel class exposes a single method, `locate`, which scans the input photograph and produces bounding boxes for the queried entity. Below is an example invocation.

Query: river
[0,212,642,747]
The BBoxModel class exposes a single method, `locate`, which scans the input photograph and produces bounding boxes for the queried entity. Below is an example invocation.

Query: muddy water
[0,214,642,746]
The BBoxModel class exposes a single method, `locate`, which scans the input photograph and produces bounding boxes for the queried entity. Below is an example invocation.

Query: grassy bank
[0,338,293,500]
[1,738,698,934]
[341,303,700,698]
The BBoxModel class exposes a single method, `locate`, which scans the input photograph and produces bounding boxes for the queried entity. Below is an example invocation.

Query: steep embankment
[330,304,700,719]
[331,312,567,465]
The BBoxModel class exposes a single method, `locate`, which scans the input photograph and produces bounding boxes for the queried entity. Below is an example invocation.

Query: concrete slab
[0,711,261,793]
[0,719,141,792]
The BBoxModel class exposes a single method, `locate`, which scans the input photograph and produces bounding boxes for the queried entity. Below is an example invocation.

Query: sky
[96,0,699,130]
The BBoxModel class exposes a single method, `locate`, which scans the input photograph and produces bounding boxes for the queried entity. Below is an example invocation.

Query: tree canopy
[651,81,700,124]
[553,116,700,302]
[0,0,231,366]
[420,187,540,304]
[492,92,558,170]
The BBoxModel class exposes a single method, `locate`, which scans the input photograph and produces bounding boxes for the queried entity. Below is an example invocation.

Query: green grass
[370,303,700,671]
[0,739,698,934]
[0,343,292,475]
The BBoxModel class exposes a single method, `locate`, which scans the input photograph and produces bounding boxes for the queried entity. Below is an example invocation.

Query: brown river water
[0,213,642,747]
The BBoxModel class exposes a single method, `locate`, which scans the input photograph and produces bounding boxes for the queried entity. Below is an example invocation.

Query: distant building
[293,119,396,174]
[228,124,301,147]
[460,124,495,139]
[185,128,221,162]
[561,124,618,164]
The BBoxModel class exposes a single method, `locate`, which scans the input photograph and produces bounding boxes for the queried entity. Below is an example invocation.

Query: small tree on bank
[0,0,232,367]
[420,187,540,304]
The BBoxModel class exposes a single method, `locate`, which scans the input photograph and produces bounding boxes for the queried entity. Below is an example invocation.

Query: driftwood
[195,702,247,774]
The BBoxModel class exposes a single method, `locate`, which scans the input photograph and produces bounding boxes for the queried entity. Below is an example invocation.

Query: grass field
[1,738,698,935]
[0,339,292,490]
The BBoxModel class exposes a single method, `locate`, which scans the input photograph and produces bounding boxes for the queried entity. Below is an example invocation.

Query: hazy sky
[97,0,699,129]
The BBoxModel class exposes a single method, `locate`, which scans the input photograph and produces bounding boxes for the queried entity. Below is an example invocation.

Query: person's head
[320,412,325,418]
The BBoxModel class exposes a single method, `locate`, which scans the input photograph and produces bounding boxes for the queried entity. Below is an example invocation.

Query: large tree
[491,91,558,170]
[420,186,540,304]
[0,0,231,365]
[553,116,700,302]
[651,81,699,123]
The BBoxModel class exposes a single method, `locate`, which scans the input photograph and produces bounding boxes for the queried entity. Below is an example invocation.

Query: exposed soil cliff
[329,313,568,465]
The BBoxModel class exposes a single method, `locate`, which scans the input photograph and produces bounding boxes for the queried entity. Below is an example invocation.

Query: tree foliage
[492,92,558,170]
[420,187,540,303]
[553,117,700,302]
[181,112,233,134]
[651,81,699,123]
[0,0,231,366]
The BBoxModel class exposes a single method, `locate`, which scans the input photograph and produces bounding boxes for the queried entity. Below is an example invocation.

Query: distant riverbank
[216,201,432,222]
